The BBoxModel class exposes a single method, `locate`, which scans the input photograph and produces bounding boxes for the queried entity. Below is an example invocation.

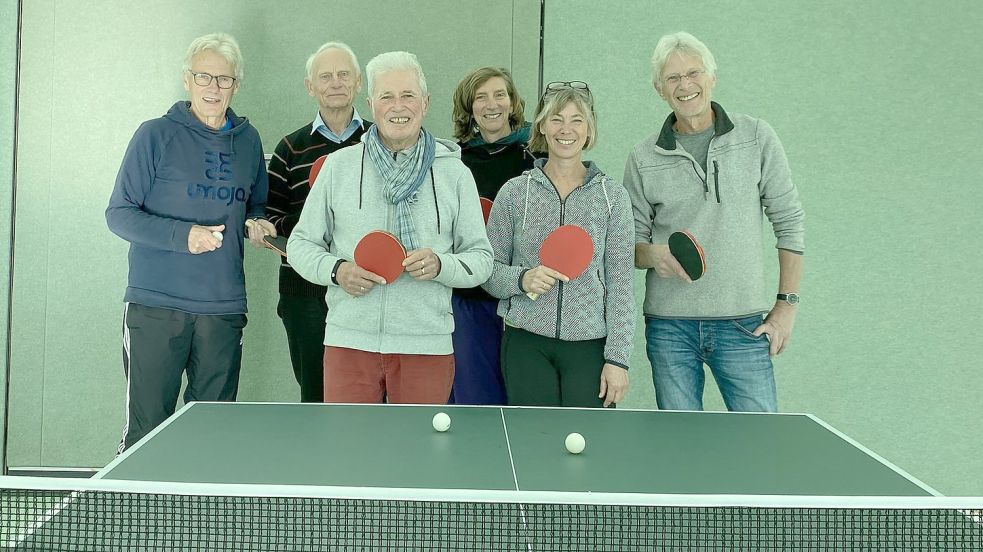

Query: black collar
[655,101,735,150]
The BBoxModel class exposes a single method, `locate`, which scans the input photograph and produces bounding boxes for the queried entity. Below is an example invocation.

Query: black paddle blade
[668,231,706,281]
[264,235,288,257]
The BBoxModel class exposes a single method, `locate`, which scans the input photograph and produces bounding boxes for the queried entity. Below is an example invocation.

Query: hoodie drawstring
[522,174,532,229]
[600,176,612,216]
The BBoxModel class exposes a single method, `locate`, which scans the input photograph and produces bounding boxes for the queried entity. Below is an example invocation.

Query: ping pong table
[99,401,936,495]
[3,402,982,551]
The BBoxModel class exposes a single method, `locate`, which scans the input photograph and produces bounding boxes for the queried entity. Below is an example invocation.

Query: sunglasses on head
[542,81,591,100]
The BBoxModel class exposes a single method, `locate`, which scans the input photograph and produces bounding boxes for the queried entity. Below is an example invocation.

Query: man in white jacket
[288,51,493,404]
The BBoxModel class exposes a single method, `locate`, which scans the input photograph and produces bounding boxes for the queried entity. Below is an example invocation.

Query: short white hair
[365,51,428,98]
[651,31,717,91]
[305,41,361,81]
[182,33,243,80]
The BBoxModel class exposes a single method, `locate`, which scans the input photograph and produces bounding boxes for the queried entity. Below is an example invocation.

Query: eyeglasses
[662,69,706,87]
[543,81,591,101]
[187,70,237,89]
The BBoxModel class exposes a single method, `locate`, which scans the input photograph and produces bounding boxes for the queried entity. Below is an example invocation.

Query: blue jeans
[645,316,776,412]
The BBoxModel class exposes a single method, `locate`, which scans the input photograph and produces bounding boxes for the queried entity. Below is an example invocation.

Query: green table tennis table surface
[96,402,935,497]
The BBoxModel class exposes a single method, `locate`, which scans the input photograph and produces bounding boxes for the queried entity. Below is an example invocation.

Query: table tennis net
[3,482,982,551]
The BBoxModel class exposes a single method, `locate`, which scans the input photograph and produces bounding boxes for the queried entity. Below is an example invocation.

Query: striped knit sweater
[265,120,368,296]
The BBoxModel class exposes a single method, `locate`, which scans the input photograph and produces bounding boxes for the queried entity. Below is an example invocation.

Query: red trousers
[323,346,454,404]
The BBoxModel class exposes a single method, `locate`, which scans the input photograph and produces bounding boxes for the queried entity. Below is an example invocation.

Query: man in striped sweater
[266,42,369,402]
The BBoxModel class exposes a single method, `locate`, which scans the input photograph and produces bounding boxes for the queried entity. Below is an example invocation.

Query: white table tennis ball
[432,412,451,432]
[212,231,224,241]
[565,432,586,454]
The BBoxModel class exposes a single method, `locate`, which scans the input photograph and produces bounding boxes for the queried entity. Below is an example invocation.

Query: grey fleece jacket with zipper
[287,135,493,355]
[481,159,636,369]
[623,102,805,319]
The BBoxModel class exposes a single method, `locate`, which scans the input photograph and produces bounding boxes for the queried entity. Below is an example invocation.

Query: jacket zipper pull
[713,160,720,203]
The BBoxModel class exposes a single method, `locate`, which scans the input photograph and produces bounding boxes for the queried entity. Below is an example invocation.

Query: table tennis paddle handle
[525,280,564,300]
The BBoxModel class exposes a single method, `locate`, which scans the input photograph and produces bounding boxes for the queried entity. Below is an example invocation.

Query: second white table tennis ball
[432,412,451,432]
[212,231,224,241]
[565,432,586,454]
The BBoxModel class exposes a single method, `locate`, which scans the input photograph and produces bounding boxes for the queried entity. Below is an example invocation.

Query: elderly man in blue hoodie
[624,32,805,413]
[288,51,493,404]
[106,33,275,452]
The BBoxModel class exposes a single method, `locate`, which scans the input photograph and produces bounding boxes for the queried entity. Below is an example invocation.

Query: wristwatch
[777,293,800,306]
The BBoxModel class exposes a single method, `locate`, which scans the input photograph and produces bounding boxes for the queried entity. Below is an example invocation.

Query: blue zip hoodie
[106,101,268,314]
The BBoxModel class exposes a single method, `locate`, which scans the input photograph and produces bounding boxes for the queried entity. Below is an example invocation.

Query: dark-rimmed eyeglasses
[187,70,237,89]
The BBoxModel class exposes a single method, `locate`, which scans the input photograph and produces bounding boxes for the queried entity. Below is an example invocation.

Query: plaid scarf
[364,125,436,250]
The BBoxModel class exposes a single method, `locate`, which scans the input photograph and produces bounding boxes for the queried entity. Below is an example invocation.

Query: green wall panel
[544,0,983,495]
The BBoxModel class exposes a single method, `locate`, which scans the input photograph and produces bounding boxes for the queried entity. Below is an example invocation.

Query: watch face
[786,293,799,305]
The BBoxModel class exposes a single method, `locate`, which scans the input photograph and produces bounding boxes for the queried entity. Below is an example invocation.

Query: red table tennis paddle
[480,197,493,225]
[244,219,287,257]
[353,230,406,284]
[668,230,706,281]
[527,225,594,300]
[309,154,328,187]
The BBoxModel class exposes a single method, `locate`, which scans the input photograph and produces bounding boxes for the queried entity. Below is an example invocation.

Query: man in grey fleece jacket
[624,32,804,412]
[287,51,492,404]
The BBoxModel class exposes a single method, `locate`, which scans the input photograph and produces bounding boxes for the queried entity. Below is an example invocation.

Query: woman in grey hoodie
[482,83,635,408]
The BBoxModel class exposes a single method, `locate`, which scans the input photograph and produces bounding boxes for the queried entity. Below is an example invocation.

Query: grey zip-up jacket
[623,102,805,319]
[482,160,635,369]
[287,135,493,355]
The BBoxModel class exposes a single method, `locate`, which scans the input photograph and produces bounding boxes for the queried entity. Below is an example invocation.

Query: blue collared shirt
[311,108,364,143]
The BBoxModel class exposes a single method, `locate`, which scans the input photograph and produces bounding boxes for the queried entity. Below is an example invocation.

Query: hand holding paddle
[402,248,441,281]
[647,231,705,282]
[244,218,287,256]
[526,225,594,300]
[522,266,569,299]
[336,262,387,297]
[667,230,705,281]
[244,219,278,250]
[651,246,689,281]
[353,230,406,285]
[345,231,405,296]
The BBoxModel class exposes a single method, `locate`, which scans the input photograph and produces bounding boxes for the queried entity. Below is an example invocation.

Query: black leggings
[501,325,608,408]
